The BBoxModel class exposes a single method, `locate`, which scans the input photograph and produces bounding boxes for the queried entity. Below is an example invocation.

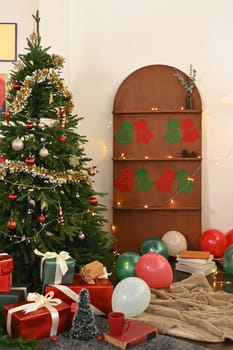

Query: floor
[172,265,233,350]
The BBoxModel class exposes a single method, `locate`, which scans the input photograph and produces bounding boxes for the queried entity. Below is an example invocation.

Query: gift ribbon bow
[6,291,62,338]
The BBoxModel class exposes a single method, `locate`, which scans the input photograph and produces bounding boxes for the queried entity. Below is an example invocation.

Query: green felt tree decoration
[70,288,99,340]
[0,10,114,291]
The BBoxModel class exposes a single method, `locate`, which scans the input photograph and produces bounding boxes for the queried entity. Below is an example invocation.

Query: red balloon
[135,252,173,288]
[200,229,227,258]
[226,229,233,247]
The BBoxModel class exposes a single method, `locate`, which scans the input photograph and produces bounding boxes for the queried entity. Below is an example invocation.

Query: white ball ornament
[11,138,24,151]
[39,146,49,158]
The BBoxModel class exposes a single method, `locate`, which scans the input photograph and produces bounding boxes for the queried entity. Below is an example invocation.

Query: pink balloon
[226,229,233,247]
[200,229,227,258]
[135,252,173,288]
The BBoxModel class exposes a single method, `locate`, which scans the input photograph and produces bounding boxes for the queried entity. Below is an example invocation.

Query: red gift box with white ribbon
[45,273,113,315]
[3,291,72,339]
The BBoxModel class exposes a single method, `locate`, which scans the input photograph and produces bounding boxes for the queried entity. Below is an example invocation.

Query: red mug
[108,311,130,336]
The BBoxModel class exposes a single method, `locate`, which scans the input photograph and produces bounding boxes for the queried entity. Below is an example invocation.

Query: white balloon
[161,230,187,257]
[111,277,151,317]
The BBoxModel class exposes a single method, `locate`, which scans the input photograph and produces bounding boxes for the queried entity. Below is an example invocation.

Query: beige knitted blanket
[132,273,233,342]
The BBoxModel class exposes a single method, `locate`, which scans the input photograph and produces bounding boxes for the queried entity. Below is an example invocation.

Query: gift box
[45,273,113,315]
[34,249,75,285]
[0,274,12,292]
[0,253,14,275]
[0,287,27,309]
[4,292,73,340]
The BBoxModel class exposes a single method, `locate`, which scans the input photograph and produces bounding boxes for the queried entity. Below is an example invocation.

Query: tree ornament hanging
[39,146,49,158]
[59,135,67,143]
[78,231,85,240]
[0,155,6,163]
[38,215,46,223]
[56,107,67,128]
[26,121,34,129]
[58,204,65,226]
[90,196,98,205]
[25,157,35,165]
[7,219,17,230]
[8,193,18,201]
[12,81,22,90]
[87,167,97,176]
[5,109,10,125]
[11,138,24,151]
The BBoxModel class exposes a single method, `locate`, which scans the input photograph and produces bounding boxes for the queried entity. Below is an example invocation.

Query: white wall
[1,0,233,236]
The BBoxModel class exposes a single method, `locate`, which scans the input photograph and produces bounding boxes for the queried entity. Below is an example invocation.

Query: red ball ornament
[8,193,18,201]
[90,196,98,205]
[97,335,103,341]
[12,82,22,90]
[0,155,6,163]
[226,229,233,247]
[25,157,35,165]
[38,215,46,223]
[7,219,17,230]
[51,336,57,342]
[26,122,34,129]
[59,135,67,143]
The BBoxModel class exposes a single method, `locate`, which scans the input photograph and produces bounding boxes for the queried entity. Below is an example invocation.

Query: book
[178,250,211,259]
[104,319,158,349]
[175,261,217,276]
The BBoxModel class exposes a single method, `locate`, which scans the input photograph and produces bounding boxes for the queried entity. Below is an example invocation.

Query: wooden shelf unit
[112,64,202,253]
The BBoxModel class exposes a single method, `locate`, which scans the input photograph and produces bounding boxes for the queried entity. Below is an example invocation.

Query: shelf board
[113,157,202,161]
[113,109,202,115]
[113,206,202,211]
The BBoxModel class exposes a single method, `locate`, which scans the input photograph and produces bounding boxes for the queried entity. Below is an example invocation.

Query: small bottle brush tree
[0,11,113,290]
[70,288,99,341]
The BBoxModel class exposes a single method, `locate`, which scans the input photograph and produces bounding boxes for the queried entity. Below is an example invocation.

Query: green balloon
[115,251,140,280]
[223,245,233,273]
[141,237,169,259]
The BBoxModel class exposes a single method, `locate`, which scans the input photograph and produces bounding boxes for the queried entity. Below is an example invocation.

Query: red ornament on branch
[90,196,98,205]
[59,135,67,143]
[26,121,34,129]
[8,193,18,201]
[38,215,46,223]
[12,82,22,90]
[25,157,35,165]
[5,110,10,125]
[0,155,6,163]
[7,219,17,230]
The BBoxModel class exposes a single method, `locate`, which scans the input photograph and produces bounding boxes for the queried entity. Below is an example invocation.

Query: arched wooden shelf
[113,64,202,253]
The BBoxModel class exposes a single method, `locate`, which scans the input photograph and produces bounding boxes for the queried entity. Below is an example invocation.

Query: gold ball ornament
[12,138,24,151]
[87,167,97,176]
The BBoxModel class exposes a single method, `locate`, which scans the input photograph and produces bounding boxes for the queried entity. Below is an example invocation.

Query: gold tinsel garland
[0,160,91,185]
[7,67,73,114]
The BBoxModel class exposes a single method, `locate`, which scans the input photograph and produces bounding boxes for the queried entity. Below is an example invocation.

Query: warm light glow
[144,156,149,159]
[120,153,125,159]
[117,201,121,206]
[180,106,184,111]
[170,199,175,205]
[187,177,194,181]
[144,204,148,208]
[168,155,173,159]
[111,225,116,233]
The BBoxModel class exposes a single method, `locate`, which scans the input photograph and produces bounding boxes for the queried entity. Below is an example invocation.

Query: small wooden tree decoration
[70,288,99,341]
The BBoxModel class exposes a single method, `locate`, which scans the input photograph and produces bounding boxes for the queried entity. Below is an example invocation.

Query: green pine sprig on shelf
[174,64,197,95]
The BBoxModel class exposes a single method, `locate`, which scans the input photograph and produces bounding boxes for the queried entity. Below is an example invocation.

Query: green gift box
[42,257,75,285]
[34,249,76,285]
[0,286,27,309]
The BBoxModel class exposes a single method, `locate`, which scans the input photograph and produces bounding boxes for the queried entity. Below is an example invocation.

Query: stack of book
[175,250,217,275]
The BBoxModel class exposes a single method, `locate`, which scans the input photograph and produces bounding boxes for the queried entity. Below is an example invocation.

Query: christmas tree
[70,288,99,340]
[0,11,113,290]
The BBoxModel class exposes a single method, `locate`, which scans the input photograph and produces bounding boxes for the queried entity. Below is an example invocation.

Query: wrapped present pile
[1,249,113,342]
